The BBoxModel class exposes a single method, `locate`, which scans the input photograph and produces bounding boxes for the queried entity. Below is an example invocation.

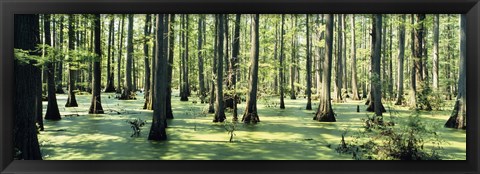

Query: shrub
[337,112,443,160]
[126,118,147,137]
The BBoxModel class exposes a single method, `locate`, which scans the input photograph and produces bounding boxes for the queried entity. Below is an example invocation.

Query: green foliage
[337,112,443,160]
[126,118,147,137]
[14,48,41,66]
[224,120,237,143]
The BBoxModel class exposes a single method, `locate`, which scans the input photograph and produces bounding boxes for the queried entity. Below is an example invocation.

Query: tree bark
[65,14,78,107]
[197,15,206,103]
[366,14,386,114]
[306,14,313,110]
[117,15,125,93]
[148,14,167,141]
[290,15,297,100]
[279,14,286,109]
[334,14,343,103]
[208,15,218,114]
[242,14,260,123]
[120,14,134,100]
[433,14,440,90]
[180,14,190,101]
[350,14,360,100]
[55,15,65,94]
[143,14,152,109]
[166,14,175,119]
[14,14,43,160]
[313,14,335,122]
[89,14,105,114]
[395,15,406,105]
[231,14,241,121]
[213,14,226,122]
[414,14,432,110]
[445,14,466,129]
[373,14,384,118]
[105,15,116,92]
[44,14,62,121]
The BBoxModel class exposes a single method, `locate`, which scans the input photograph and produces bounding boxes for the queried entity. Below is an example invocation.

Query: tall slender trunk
[208,15,217,114]
[350,14,360,100]
[290,15,297,100]
[334,14,343,103]
[445,14,466,129]
[231,14,241,121]
[366,14,386,114]
[180,14,189,101]
[44,14,61,121]
[213,14,226,122]
[373,14,384,118]
[120,14,134,100]
[55,15,65,94]
[433,14,440,90]
[395,15,406,105]
[306,14,313,110]
[117,15,125,93]
[279,14,286,109]
[65,14,78,107]
[105,15,116,92]
[143,14,152,109]
[313,14,335,122]
[148,14,167,141]
[89,14,104,114]
[165,14,174,120]
[242,14,260,123]
[197,15,206,103]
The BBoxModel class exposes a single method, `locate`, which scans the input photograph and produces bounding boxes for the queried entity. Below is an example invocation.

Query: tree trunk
[231,14,241,121]
[197,15,206,103]
[433,14,440,90]
[44,14,61,121]
[242,14,260,123]
[414,14,432,111]
[166,14,175,119]
[366,14,386,114]
[313,14,335,122]
[350,14,360,100]
[273,22,279,95]
[306,14,313,110]
[388,20,394,100]
[14,14,43,160]
[117,15,125,94]
[208,16,218,114]
[148,14,167,141]
[180,14,189,101]
[445,14,466,129]
[65,14,78,107]
[120,14,134,100]
[373,14,384,119]
[395,14,406,105]
[279,14,286,109]
[55,15,65,94]
[342,14,348,98]
[213,14,226,123]
[143,14,152,109]
[89,14,105,114]
[290,15,297,100]
[409,14,418,108]
[105,15,116,92]
[334,14,343,103]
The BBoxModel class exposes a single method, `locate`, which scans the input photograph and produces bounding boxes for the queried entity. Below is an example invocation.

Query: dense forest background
[14,14,466,160]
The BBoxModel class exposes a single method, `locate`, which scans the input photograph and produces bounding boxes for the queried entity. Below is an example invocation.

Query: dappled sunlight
[37,91,466,160]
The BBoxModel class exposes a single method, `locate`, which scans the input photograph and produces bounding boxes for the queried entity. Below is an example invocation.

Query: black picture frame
[1,0,479,173]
